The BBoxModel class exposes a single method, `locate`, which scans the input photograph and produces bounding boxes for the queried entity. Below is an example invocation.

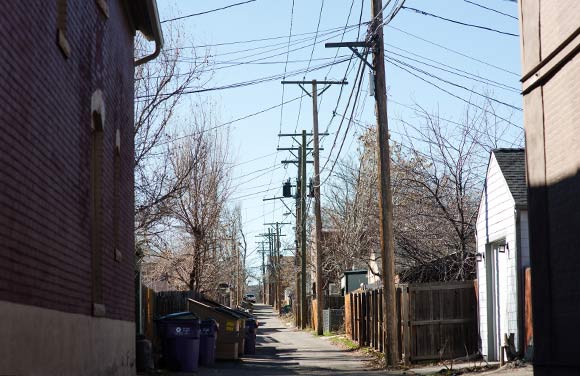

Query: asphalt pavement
[197,304,381,375]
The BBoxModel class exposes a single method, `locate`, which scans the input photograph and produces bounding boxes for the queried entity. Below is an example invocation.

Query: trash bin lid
[159,312,199,321]
[215,307,245,319]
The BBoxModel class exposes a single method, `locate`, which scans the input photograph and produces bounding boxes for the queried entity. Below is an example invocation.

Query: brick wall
[0,0,135,322]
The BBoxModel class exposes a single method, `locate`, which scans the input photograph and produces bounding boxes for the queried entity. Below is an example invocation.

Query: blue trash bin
[157,312,201,372]
[199,319,219,366]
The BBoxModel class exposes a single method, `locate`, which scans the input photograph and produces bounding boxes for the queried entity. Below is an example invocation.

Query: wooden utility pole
[295,145,302,328]
[300,130,308,329]
[325,0,398,364]
[282,80,346,335]
[311,81,325,335]
[234,238,239,306]
[267,227,273,306]
[371,0,398,365]
[277,132,317,327]
[275,222,281,311]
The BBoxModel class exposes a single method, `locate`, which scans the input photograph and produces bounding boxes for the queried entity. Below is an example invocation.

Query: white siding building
[476,149,529,361]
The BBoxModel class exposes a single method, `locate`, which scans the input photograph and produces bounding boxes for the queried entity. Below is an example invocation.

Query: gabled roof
[493,148,527,208]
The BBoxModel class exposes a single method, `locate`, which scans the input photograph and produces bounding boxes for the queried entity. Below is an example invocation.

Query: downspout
[135,0,164,66]
[514,208,524,356]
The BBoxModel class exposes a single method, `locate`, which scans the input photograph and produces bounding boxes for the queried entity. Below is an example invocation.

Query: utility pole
[282,80,347,335]
[259,242,266,303]
[257,229,287,308]
[295,146,302,328]
[312,81,324,335]
[324,0,398,364]
[300,130,307,329]
[264,222,290,312]
[267,227,273,307]
[278,130,318,329]
[275,222,281,311]
[234,238,239,306]
[371,0,398,364]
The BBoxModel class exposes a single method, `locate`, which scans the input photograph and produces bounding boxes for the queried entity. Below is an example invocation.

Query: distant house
[0,1,161,375]
[476,149,530,361]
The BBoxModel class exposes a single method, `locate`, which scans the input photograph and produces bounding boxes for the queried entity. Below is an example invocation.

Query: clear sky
[154,0,523,280]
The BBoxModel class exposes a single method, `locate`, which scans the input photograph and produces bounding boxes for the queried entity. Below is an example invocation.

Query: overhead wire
[400,6,518,37]
[386,58,523,129]
[386,56,522,111]
[462,0,518,20]
[154,22,369,52]
[161,0,257,23]
[386,25,520,76]
[155,94,306,147]
[383,46,520,92]
[136,56,352,99]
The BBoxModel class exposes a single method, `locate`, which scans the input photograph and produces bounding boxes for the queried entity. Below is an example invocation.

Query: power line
[231,186,281,201]
[306,0,326,74]
[136,56,351,99]
[386,25,519,76]
[383,45,520,92]
[156,94,306,147]
[279,0,296,144]
[320,56,368,185]
[401,6,518,37]
[161,0,257,23]
[154,22,369,51]
[462,0,518,20]
[386,55,522,111]
[386,58,523,129]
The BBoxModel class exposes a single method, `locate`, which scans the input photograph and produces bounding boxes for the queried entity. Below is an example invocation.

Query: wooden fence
[345,281,478,363]
[141,288,202,342]
[311,295,345,332]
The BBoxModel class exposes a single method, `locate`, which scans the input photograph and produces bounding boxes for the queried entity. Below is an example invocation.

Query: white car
[244,294,257,303]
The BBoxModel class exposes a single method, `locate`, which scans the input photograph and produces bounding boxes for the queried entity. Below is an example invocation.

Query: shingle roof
[493,148,527,207]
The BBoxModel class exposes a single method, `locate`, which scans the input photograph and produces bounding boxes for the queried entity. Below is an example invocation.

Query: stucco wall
[0,301,135,376]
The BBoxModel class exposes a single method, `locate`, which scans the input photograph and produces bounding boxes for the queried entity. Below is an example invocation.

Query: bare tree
[134,26,212,249]
[170,113,232,292]
[322,98,515,283]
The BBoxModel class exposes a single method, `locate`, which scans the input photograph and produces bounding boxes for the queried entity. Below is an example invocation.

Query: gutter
[135,0,164,66]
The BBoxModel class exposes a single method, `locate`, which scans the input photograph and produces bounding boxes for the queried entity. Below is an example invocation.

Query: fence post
[401,285,411,364]
[354,293,358,343]
[379,288,384,353]
[370,290,375,349]
[396,286,402,362]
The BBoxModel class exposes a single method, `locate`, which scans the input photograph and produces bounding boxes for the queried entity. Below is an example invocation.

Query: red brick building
[0,1,161,374]
[519,1,580,374]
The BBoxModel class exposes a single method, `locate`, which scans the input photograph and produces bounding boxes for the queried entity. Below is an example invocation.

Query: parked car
[244,294,257,303]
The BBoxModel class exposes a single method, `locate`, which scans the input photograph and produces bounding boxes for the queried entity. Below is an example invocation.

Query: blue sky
[154,0,523,278]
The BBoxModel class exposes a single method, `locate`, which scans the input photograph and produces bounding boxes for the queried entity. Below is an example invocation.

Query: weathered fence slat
[344,281,478,363]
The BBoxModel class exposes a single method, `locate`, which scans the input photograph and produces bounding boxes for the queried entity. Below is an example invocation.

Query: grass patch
[329,335,359,350]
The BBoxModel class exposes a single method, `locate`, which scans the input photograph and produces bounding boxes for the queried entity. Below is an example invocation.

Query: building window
[57,0,71,58]
[91,90,106,317]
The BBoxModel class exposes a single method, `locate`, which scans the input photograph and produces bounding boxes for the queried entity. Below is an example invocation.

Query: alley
[197,304,381,375]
